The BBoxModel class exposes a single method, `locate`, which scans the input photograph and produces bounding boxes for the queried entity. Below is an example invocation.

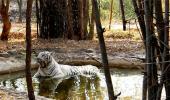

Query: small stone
[0,52,10,58]
[7,50,18,55]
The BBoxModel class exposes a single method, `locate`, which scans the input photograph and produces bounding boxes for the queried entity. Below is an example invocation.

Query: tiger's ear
[49,51,54,56]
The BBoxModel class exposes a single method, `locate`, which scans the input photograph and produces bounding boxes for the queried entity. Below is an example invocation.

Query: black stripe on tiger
[48,65,56,75]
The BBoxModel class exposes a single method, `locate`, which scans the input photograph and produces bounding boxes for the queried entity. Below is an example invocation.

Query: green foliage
[100,0,110,10]
[99,0,136,21]
[124,0,135,19]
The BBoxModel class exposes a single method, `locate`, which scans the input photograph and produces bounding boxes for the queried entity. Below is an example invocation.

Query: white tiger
[33,51,100,81]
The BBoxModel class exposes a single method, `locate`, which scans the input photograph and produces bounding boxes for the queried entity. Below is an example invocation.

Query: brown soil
[0,39,144,54]
[0,23,144,54]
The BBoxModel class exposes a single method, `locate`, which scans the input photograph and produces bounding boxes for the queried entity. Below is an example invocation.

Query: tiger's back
[78,65,100,77]
[34,51,101,80]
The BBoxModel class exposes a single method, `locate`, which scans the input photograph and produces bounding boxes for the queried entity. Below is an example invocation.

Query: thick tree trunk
[0,0,11,41]
[26,0,35,99]
[83,0,89,39]
[78,0,84,39]
[39,0,66,39]
[66,0,74,39]
[88,3,95,40]
[71,0,84,40]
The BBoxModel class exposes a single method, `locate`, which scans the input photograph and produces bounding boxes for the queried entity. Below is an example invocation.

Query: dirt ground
[0,23,144,53]
[0,38,143,53]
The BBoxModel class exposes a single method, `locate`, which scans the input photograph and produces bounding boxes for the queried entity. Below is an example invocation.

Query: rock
[0,52,10,58]
[7,50,18,56]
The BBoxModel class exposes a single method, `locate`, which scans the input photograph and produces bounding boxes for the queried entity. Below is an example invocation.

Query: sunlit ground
[0,22,142,43]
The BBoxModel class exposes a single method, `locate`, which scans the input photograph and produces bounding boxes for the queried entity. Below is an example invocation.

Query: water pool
[0,69,144,100]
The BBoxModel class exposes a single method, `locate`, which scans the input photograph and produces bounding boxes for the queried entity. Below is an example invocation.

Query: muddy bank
[0,39,144,99]
[0,48,145,75]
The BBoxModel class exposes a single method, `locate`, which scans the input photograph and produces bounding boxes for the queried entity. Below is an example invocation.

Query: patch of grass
[8,32,37,40]
[104,29,141,40]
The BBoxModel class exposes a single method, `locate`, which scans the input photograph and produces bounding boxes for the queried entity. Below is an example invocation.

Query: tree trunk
[132,0,146,43]
[35,0,39,38]
[154,0,164,52]
[164,0,170,99]
[131,1,147,99]
[144,0,158,99]
[71,0,84,40]
[39,0,66,39]
[119,0,126,31]
[17,0,23,23]
[92,0,118,99]
[83,0,89,39]
[26,0,35,99]
[109,0,113,30]
[154,0,165,99]
[66,0,74,39]
[0,0,11,41]
[88,2,95,40]
[78,0,84,39]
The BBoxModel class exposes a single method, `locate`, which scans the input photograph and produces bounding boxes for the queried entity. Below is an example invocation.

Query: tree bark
[132,0,146,43]
[154,0,165,99]
[83,0,89,39]
[109,0,113,30]
[92,0,117,99]
[39,0,66,39]
[144,0,158,99]
[88,2,95,40]
[0,0,11,41]
[35,0,39,38]
[72,0,83,40]
[131,1,147,99]
[26,0,35,99]
[17,0,23,23]
[78,0,84,39]
[164,0,170,99]
[119,0,126,31]
[154,0,164,52]
[66,0,83,40]
[66,0,74,39]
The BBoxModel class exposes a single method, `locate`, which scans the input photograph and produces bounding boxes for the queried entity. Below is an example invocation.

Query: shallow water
[0,69,144,100]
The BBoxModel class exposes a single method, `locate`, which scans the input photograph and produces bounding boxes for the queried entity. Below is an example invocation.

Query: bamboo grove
[131,0,170,100]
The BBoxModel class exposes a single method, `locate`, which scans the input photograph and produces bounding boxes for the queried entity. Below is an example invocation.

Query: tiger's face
[36,51,53,68]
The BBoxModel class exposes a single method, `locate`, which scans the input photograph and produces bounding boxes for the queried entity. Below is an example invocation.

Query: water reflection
[0,69,143,100]
[36,76,104,100]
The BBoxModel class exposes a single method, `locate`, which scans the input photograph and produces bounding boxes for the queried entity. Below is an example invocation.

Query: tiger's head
[36,51,53,68]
